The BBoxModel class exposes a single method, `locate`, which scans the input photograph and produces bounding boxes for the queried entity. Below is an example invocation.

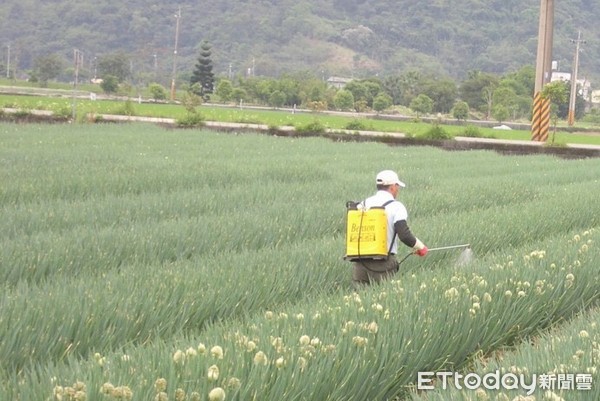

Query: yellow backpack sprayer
[344,200,395,261]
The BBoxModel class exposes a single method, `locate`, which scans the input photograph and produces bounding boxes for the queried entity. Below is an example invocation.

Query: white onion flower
[207,365,220,382]
[208,387,226,401]
[154,378,167,392]
[173,350,185,365]
[211,345,224,359]
[254,351,268,366]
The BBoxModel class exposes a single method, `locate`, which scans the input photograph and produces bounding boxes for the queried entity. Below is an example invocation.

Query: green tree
[493,86,518,120]
[232,88,248,103]
[398,70,423,106]
[381,75,403,105]
[215,79,234,102]
[541,80,569,142]
[354,99,369,112]
[280,75,302,106]
[344,81,368,105]
[492,104,509,123]
[452,101,470,121]
[496,71,534,120]
[552,80,586,120]
[239,78,272,104]
[500,66,535,97]
[268,90,286,108]
[422,78,457,113]
[372,92,393,113]
[362,79,383,107]
[177,92,204,127]
[100,75,119,94]
[33,54,64,87]
[459,71,499,113]
[97,53,130,83]
[306,85,325,103]
[148,83,167,100]
[334,89,355,111]
[409,94,433,117]
[190,41,215,100]
[541,81,568,119]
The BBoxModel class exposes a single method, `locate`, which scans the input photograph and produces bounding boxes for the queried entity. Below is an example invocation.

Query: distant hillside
[0,0,598,84]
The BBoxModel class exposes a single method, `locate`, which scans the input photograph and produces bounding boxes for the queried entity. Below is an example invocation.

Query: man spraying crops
[346,170,427,286]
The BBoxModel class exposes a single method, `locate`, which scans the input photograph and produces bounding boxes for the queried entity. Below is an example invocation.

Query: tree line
[4,43,590,124]
[147,43,588,123]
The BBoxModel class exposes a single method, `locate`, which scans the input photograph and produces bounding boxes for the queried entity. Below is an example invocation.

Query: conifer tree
[190,41,215,100]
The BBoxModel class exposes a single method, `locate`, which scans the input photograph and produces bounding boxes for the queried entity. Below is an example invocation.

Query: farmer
[352,170,428,286]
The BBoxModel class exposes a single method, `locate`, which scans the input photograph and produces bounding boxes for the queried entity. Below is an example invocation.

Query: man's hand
[413,238,428,257]
[415,246,428,257]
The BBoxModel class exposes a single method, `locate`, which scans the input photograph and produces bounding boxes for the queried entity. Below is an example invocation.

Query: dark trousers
[352,257,399,287]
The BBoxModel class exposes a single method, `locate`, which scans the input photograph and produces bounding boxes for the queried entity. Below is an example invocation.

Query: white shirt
[362,190,408,255]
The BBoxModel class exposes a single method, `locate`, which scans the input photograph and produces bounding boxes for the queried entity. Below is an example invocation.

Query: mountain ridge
[0,0,598,83]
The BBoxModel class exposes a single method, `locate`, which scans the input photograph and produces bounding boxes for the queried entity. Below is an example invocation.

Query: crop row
[409,306,599,401]
[2,126,599,291]
[6,228,598,400]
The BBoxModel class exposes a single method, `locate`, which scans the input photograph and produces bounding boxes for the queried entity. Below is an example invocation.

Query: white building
[551,71,592,101]
[326,77,352,89]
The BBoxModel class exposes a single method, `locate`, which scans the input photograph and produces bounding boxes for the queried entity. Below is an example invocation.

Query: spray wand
[397,243,472,266]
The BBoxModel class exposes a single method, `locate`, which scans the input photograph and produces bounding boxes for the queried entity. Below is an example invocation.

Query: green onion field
[1,122,598,400]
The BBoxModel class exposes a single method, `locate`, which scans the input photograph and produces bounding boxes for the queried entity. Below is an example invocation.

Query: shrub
[306,100,328,112]
[410,94,434,117]
[452,100,470,121]
[49,102,72,120]
[372,93,393,113]
[462,125,482,137]
[581,108,600,125]
[268,90,286,108]
[345,119,367,131]
[267,125,282,135]
[115,100,136,116]
[419,124,452,140]
[295,119,326,135]
[334,89,354,111]
[13,109,31,118]
[176,111,204,127]
[100,75,119,94]
[148,83,168,101]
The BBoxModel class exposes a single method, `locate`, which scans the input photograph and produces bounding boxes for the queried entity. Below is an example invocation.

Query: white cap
[376,170,406,187]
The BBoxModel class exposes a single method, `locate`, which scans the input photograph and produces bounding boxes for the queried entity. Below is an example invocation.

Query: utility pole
[170,6,181,101]
[568,30,585,126]
[153,54,158,79]
[531,0,554,142]
[6,44,10,78]
[72,49,83,120]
